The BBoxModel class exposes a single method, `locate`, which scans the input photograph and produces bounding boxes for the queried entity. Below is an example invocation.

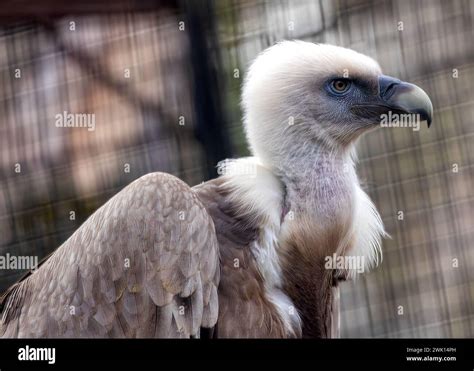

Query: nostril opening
[382,82,399,99]
[379,76,401,100]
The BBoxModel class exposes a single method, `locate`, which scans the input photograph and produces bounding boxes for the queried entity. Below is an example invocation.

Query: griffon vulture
[0,41,433,338]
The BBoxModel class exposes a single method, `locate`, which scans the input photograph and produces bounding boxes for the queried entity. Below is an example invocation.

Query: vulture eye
[328,78,352,95]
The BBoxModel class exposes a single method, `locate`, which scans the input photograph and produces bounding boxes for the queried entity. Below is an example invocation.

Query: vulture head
[242,41,433,170]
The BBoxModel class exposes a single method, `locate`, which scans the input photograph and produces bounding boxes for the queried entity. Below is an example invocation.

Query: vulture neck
[274,144,356,338]
[276,144,356,215]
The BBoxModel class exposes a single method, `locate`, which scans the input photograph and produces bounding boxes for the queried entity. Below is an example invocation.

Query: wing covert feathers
[0,172,220,338]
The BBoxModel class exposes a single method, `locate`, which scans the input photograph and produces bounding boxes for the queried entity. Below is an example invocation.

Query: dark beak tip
[420,108,433,128]
[419,111,432,128]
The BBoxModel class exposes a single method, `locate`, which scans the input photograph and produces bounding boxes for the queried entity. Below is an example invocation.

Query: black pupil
[334,80,346,90]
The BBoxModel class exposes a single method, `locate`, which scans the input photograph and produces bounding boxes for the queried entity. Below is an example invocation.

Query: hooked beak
[378,75,433,127]
[351,75,433,128]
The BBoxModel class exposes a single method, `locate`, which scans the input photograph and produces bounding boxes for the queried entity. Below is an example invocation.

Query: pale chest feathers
[218,157,386,336]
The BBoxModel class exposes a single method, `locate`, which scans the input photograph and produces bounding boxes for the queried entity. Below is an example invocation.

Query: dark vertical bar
[183,0,232,179]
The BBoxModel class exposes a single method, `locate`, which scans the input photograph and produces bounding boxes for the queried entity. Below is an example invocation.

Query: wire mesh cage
[0,0,473,338]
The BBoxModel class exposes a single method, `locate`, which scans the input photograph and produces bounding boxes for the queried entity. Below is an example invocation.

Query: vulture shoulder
[194,158,302,338]
[0,172,220,338]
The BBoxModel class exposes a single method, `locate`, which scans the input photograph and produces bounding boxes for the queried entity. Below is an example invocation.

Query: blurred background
[0,0,472,337]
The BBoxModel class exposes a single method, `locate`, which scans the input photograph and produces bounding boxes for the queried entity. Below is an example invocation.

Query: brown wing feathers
[0,172,220,338]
